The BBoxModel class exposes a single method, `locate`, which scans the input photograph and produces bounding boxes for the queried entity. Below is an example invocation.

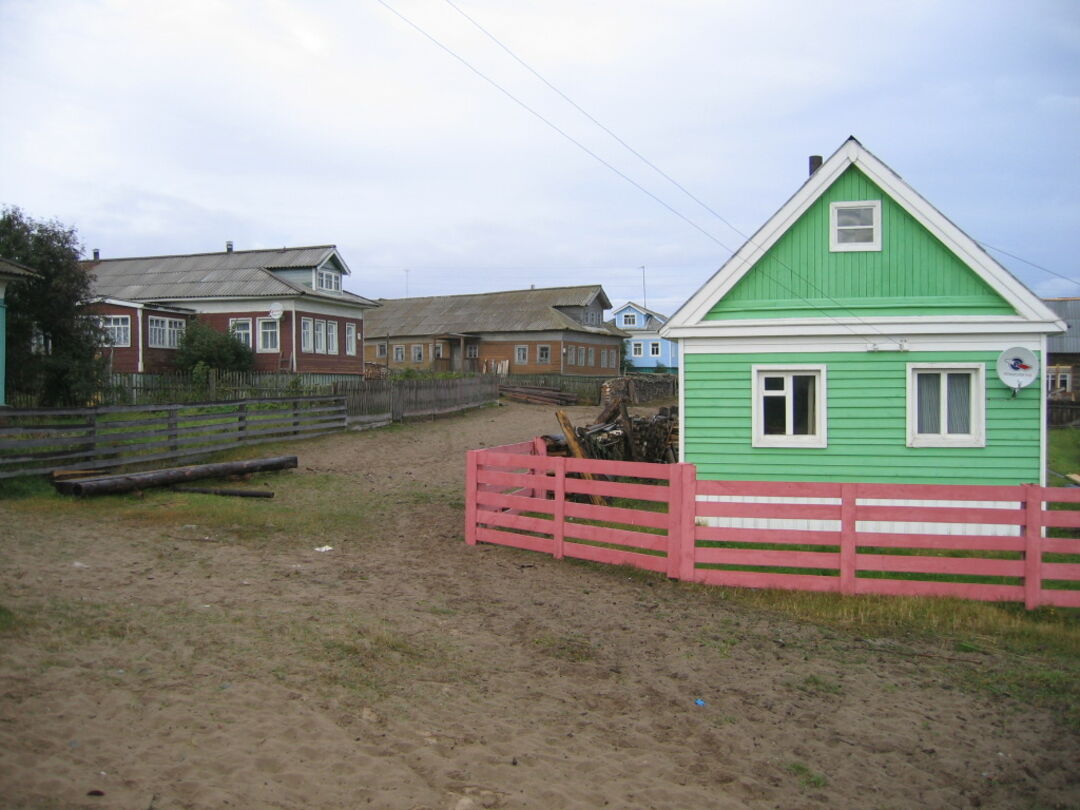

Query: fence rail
[0,396,346,479]
[465,442,1080,609]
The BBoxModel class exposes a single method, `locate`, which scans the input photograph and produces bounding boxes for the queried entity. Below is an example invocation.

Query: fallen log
[53,456,298,497]
[170,486,275,498]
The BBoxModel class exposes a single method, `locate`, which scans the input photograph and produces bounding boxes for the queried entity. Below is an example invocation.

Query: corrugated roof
[364,285,623,337]
[0,257,39,280]
[83,245,377,308]
[1046,298,1080,354]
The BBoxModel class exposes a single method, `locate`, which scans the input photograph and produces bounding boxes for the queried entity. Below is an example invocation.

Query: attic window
[316,268,341,292]
[622,313,637,327]
[830,201,881,252]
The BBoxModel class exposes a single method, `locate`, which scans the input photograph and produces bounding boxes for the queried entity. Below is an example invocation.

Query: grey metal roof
[0,257,39,281]
[83,245,377,308]
[364,285,623,337]
[1046,298,1080,353]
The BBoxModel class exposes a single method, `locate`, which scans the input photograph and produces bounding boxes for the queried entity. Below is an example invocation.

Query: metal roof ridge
[84,245,337,263]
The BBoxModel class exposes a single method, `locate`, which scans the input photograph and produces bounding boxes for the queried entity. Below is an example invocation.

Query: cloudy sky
[1,0,1077,316]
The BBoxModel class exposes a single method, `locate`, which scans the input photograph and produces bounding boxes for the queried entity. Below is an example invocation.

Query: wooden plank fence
[0,396,345,479]
[465,442,1080,610]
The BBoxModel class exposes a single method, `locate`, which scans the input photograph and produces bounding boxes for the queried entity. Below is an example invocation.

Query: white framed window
[257,318,279,352]
[100,315,130,347]
[515,345,528,364]
[650,342,661,357]
[1047,366,1072,394]
[752,365,827,448]
[376,341,387,358]
[411,344,424,362]
[345,323,357,356]
[466,344,478,359]
[327,321,339,355]
[830,200,881,252]
[537,345,550,364]
[587,347,595,366]
[566,345,576,366]
[148,316,185,349]
[316,268,341,292]
[229,318,252,348]
[314,320,326,354]
[301,318,313,352]
[393,345,405,362]
[906,364,985,448]
[622,313,637,327]
[434,343,444,359]
[577,347,585,366]
[632,342,643,357]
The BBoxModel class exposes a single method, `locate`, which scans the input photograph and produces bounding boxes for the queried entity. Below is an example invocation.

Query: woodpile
[546,399,678,464]
[499,385,578,406]
[52,456,297,497]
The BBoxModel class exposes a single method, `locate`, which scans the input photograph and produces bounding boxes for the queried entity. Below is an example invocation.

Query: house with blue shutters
[610,302,678,373]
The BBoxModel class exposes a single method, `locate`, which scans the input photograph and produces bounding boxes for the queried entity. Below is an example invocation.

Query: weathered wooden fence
[502,374,609,405]
[465,442,1080,609]
[339,376,500,427]
[0,396,345,479]
[1049,401,1080,427]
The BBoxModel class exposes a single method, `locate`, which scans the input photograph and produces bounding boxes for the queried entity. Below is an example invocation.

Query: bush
[175,320,254,372]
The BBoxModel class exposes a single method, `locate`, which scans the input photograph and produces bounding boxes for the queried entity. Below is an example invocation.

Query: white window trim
[148,316,185,349]
[411,344,424,362]
[256,318,279,353]
[906,363,985,448]
[375,342,387,358]
[514,345,528,364]
[466,344,478,359]
[751,364,828,449]
[315,267,342,292]
[650,342,661,357]
[314,319,327,354]
[345,323,357,356]
[229,318,253,348]
[301,317,313,353]
[536,344,550,364]
[632,342,643,357]
[566,345,576,366]
[393,345,405,362]
[327,321,339,355]
[100,315,131,348]
[622,313,637,327]
[829,200,882,252]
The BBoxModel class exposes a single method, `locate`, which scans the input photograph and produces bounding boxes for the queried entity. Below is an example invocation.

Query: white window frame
[393,345,405,362]
[751,365,827,448]
[906,363,985,448]
[314,319,326,354]
[622,313,637,327]
[566,345,575,366]
[466,344,478,359]
[148,316,185,349]
[301,317,313,352]
[100,315,131,347]
[316,268,341,292]
[587,347,595,366]
[632,342,643,357]
[375,341,387,358]
[515,345,528,364]
[434,343,444,359]
[411,344,424,362]
[345,323,357,356]
[1047,366,1072,394]
[257,318,279,353]
[326,321,339,355]
[537,345,550,364]
[229,318,252,348]
[650,342,661,357]
[577,347,585,366]
[830,200,881,252]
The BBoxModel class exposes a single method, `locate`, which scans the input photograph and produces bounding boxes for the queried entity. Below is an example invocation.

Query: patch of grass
[785,761,828,789]
[533,633,595,662]
[0,604,24,635]
[793,674,842,695]
[1048,428,1080,482]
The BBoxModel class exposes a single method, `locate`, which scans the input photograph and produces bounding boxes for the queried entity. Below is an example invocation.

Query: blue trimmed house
[610,302,678,373]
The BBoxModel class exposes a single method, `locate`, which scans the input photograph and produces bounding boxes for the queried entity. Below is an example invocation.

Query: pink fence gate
[465,441,1080,610]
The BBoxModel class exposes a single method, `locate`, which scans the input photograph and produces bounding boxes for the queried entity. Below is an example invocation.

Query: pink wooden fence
[465,441,1080,610]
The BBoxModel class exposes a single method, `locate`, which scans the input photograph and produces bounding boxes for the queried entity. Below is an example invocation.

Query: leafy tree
[174,319,254,373]
[0,206,107,405]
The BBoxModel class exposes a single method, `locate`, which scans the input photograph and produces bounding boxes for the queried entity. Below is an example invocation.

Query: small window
[566,345,576,366]
[375,341,387,358]
[536,345,550,364]
[587,347,595,366]
[148,316,185,349]
[576,347,584,366]
[327,321,339,355]
[1047,366,1072,394]
[632,342,643,357]
[622,313,637,327]
[345,323,357,356]
[411,344,423,362]
[907,364,985,447]
[257,318,279,352]
[316,268,341,292]
[434,343,444,359]
[229,318,252,348]
[301,318,313,352]
[830,200,881,252]
[100,315,131,347]
[514,345,528,364]
[650,342,660,357]
[466,344,478,359]
[752,366,827,448]
[314,320,327,354]
[393,345,405,362]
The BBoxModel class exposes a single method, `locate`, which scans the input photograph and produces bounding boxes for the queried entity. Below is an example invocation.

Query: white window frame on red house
[537,345,550,364]
[515,345,528,364]
[566,345,576,366]
[301,317,313,352]
[326,321,339,355]
[148,316,185,349]
[345,323,357,355]
[257,318,279,353]
[229,318,253,348]
[314,320,327,354]
[587,347,594,366]
[99,315,131,347]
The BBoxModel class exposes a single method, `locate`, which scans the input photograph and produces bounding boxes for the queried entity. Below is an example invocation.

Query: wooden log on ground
[170,486,275,498]
[53,456,298,497]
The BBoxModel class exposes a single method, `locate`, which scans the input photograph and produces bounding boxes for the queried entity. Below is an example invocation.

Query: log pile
[548,399,678,464]
[499,385,578,406]
[52,456,297,497]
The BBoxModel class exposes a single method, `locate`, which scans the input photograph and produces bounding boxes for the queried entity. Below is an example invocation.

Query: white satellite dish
[268,303,284,321]
[995,347,1039,392]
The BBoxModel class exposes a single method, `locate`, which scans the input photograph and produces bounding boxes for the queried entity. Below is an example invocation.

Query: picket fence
[465,441,1080,609]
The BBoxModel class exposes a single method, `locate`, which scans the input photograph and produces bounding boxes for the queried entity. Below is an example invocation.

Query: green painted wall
[684,351,1042,485]
[706,166,1015,320]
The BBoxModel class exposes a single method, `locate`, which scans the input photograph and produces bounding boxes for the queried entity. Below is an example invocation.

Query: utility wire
[978,241,1079,291]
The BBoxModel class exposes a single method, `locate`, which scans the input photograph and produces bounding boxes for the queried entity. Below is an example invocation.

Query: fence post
[292,399,300,435]
[167,407,179,453]
[667,463,697,581]
[465,449,480,545]
[238,401,247,442]
[88,409,99,462]
[840,483,857,596]
[553,457,566,560]
[1023,483,1044,610]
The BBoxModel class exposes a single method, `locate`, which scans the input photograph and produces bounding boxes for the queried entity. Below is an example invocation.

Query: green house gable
[705,165,1014,321]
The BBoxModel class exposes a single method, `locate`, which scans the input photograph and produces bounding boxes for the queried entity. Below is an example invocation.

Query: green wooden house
[661,138,1065,486]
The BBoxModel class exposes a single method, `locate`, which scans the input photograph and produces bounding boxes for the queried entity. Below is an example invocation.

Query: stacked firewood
[544,399,678,464]
[499,385,579,406]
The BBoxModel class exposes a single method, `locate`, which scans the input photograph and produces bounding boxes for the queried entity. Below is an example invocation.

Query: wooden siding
[706,166,1014,320]
[683,351,1042,485]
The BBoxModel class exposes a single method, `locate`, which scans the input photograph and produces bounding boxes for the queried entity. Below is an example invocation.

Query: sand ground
[0,400,1077,809]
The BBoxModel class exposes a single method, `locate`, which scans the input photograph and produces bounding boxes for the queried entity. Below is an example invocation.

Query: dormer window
[316,268,341,292]
[622,313,637,327]
[830,200,881,252]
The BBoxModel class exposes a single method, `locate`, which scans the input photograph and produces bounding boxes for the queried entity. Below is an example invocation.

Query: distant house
[83,244,378,374]
[662,137,1064,487]
[362,285,626,376]
[610,302,677,372]
[1045,298,1078,399]
[0,258,38,405]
